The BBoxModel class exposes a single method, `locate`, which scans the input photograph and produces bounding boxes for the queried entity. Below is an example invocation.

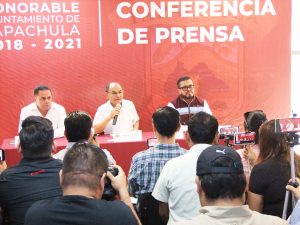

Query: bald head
[105,82,122,92]
[105,82,124,106]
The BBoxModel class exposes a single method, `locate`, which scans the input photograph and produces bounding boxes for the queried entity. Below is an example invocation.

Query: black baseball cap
[196,145,244,176]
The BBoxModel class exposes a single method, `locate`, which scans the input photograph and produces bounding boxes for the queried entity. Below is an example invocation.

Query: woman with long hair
[248,119,292,218]
[236,110,267,189]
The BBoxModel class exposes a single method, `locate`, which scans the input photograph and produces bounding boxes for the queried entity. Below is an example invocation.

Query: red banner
[0,0,291,141]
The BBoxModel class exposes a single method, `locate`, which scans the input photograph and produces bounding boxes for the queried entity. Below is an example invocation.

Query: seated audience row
[2,106,300,225]
[0,116,140,225]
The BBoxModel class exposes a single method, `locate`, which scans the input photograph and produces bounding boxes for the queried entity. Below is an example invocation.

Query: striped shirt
[128,143,186,197]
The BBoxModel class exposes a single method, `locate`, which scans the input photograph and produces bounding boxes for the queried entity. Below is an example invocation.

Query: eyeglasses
[178,85,194,91]
[107,90,123,95]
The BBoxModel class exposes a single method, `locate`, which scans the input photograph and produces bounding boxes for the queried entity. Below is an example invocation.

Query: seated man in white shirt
[18,85,66,138]
[53,110,116,165]
[93,82,139,135]
[152,112,219,224]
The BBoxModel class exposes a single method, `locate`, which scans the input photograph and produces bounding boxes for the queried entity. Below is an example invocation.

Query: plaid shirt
[128,143,186,197]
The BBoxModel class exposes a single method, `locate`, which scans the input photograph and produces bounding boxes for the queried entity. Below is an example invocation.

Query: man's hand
[106,165,127,196]
[109,104,122,120]
[106,165,142,225]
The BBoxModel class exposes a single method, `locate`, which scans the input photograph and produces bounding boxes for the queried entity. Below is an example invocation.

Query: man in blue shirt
[128,106,186,197]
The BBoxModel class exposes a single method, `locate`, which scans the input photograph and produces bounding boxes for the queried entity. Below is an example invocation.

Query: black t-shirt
[0,158,63,225]
[249,156,292,217]
[24,195,138,225]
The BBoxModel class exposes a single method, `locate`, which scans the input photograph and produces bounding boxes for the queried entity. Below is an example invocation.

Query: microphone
[112,103,122,125]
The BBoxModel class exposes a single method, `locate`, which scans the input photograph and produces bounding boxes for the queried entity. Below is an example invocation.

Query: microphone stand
[282,132,299,219]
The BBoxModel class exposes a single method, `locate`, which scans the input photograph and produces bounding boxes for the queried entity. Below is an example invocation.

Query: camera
[275,118,300,146]
[219,126,239,146]
[0,149,5,161]
[219,126,239,140]
[102,166,119,201]
[233,132,255,145]
[275,118,300,133]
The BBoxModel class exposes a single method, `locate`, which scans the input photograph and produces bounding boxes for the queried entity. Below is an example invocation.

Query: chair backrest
[137,193,167,225]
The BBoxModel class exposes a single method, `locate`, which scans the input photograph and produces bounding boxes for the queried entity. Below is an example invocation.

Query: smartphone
[219,126,239,135]
[147,138,159,147]
[233,132,255,145]
[275,118,300,133]
[0,149,5,161]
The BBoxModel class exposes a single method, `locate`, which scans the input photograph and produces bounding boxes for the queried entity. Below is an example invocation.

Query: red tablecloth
[1,132,189,175]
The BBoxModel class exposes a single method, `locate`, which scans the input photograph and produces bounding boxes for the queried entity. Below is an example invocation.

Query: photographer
[236,110,267,185]
[24,142,141,225]
[248,120,292,218]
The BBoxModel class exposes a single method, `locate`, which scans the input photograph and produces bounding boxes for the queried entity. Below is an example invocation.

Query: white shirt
[174,205,288,225]
[53,142,116,165]
[152,143,211,225]
[93,100,139,134]
[19,102,66,138]
[289,200,300,225]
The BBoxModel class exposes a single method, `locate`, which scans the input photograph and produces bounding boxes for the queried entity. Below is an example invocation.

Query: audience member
[128,106,186,197]
[237,110,267,182]
[152,112,218,224]
[128,106,186,225]
[18,85,66,138]
[53,110,116,164]
[168,76,211,125]
[24,142,141,225]
[0,116,62,225]
[173,145,288,225]
[93,82,139,134]
[248,120,292,217]
[286,177,300,225]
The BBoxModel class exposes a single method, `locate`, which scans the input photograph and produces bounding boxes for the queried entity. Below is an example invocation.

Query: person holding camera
[248,120,293,218]
[236,110,267,185]
[24,142,141,225]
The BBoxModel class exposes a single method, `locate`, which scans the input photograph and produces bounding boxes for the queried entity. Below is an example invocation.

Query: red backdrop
[0,0,291,142]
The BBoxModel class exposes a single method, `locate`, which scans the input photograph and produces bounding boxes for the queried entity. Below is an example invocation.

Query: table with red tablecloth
[1,132,189,175]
